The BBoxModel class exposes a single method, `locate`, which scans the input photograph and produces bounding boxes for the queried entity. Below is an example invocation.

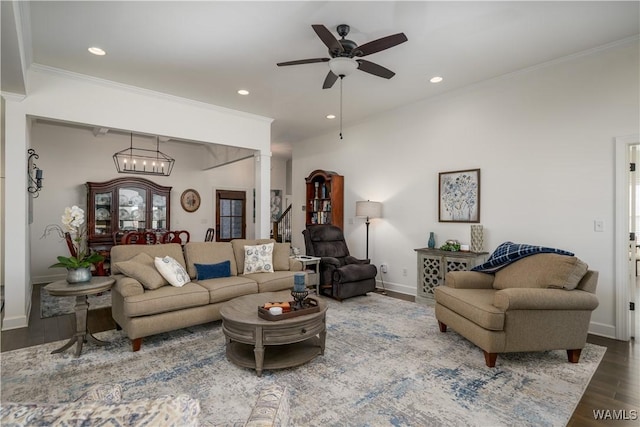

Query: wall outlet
[380,263,388,273]
[402,268,407,276]
[594,220,604,232]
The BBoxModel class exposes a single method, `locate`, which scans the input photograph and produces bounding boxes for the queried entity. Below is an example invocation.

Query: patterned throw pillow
[154,256,191,287]
[243,243,274,274]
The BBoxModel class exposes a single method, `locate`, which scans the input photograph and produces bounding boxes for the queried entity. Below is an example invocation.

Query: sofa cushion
[0,395,200,427]
[183,242,237,278]
[243,243,275,274]
[123,282,209,317]
[242,271,297,293]
[115,253,168,290]
[433,287,504,331]
[493,253,588,290]
[110,243,186,275]
[195,261,231,280]
[155,256,191,287]
[196,276,259,303]
[273,243,292,271]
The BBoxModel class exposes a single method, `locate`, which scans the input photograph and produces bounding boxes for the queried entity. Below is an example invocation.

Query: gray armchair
[303,225,377,300]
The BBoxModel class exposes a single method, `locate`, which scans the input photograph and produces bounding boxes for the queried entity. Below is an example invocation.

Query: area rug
[40,287,111,318]
[2,293,605,426]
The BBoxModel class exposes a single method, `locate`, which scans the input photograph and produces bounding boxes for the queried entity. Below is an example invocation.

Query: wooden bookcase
[305,170,344,229]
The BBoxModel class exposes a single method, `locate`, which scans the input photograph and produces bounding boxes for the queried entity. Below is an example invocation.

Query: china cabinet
[305,170,344,229]
[86,177,172,251]
[414,248,488,303]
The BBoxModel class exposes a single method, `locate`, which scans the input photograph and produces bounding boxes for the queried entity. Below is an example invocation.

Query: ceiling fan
[277,24,408,89]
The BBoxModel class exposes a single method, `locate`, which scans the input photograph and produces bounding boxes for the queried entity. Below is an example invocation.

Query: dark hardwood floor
[2,286,637,425]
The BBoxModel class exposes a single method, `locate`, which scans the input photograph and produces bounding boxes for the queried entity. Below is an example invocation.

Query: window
[216,190,246,241]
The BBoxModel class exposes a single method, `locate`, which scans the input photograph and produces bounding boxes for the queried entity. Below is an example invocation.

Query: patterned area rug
[3,292,605,426]
[40,287,111,318]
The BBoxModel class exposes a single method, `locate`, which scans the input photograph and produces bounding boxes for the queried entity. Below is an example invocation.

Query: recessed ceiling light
[430,76,443,83]
[326,114,336,119]
[237,89,249,95]
[88,47,106,56]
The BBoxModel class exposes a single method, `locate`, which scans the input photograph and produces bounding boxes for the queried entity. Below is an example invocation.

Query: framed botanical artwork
[439,169,480,223]
[180,189,201,213]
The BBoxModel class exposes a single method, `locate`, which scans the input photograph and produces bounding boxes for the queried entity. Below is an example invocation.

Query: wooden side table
[44,276,115,357]
[295,256,321,294]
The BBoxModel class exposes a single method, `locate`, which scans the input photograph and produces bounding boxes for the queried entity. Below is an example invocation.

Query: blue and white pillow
[154,256,191,287]
[472,241,574,273]
[243,243,274,274]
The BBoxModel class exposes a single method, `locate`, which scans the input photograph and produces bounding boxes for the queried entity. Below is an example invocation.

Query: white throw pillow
[154,256,191,287]
[243,243,274,274]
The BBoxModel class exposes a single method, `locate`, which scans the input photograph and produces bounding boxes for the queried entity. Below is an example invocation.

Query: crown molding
[1,91,26,102]
[28,63,274,124]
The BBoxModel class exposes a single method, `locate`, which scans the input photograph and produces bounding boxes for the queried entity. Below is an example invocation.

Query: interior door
[216,190,246,241]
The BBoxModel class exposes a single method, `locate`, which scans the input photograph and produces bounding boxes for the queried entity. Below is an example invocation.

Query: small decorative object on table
[470,224,484,252]
[292,271,308,309]
[428,232,436,249]
[440,239,461,252]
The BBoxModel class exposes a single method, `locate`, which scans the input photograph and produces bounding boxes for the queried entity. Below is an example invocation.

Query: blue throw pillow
[195,261,231,280]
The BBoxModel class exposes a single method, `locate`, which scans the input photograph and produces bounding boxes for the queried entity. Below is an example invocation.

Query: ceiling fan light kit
[277,24,407,139]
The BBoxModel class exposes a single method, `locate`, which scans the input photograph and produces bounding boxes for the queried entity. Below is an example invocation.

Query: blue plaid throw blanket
[471,241,574,273]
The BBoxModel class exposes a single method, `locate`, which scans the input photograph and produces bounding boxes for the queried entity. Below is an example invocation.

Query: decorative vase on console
[428,232,436,249]
[470,225,484,253]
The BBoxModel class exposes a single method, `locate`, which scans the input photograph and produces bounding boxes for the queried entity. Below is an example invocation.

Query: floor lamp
[355,200,382,260]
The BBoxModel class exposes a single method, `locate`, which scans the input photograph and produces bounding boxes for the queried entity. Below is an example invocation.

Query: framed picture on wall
[270,189,282,222]
[438,168,480,223]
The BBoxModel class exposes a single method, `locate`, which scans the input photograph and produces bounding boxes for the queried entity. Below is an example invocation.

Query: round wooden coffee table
[220,291,327,377]
[44,276,114,357]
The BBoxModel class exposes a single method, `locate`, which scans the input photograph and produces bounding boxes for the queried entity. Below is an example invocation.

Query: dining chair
[204,228,215,242]
[122,231,157,245]
[161,230,191,245]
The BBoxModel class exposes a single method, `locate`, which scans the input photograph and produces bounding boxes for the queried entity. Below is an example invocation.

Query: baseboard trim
[1,314,29,331]
[588,321,617,340]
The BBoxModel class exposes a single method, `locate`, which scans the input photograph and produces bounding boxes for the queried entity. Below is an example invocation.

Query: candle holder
[291,290,309,310]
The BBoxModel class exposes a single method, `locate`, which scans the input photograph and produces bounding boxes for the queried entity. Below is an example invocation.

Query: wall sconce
[27,148,43,197]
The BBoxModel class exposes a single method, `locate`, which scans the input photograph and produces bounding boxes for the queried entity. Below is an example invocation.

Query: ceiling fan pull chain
[339,77,343,140]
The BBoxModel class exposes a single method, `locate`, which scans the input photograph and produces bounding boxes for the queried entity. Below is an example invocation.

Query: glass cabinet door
[152,194,167,229]
[93,192,112,237]
[119,187,146,231]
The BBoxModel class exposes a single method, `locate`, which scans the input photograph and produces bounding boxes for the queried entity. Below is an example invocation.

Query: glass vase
[428,232,436,249]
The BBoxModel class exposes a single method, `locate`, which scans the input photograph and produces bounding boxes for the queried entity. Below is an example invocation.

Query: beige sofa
[1,383,289,426]
[110,239,302,351]
[434,253,599,367]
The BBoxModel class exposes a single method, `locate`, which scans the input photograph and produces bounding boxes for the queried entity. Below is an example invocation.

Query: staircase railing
[273,204,292,242]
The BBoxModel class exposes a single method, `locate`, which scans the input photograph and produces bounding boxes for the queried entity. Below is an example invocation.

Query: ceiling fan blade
[312,24,343,53]
[356,33,408,57]
[357,59,396,79]
[322,71,339,89]
[277,58,330,67]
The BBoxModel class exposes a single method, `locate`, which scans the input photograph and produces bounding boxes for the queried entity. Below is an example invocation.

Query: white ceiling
[2,1,639,157]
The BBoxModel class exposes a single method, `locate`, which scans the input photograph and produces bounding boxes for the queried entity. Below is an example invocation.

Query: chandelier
[113,133,175,176]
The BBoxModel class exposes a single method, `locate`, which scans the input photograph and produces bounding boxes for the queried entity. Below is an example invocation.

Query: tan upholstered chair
[434,253,599,367]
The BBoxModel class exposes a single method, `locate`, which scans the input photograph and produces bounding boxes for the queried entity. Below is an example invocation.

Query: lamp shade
[328,57,358,77]
[356,200,382,219]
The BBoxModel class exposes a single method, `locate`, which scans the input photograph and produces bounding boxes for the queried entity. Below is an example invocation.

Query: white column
[2,97,30,330]
[254,151,271,239]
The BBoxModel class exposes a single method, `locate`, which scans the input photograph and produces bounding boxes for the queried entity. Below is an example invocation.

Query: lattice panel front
[420,256,442,296]
[446,259,470,273]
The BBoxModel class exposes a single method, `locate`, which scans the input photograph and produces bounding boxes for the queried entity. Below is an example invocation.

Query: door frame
[614,134,639,340]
